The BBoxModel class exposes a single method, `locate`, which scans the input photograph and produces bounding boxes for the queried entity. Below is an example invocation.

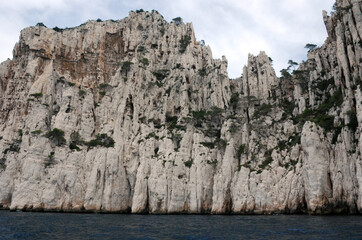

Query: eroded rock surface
[0,1,361,214]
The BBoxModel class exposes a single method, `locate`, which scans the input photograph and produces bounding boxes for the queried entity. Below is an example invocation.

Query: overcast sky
[0,0,335,78]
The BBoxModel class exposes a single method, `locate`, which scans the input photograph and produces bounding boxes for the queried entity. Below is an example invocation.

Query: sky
[0,0,335,78]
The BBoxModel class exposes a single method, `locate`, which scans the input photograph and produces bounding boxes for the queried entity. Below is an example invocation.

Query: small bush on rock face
[198,68,207,77]
[121,61,133,75]
[44,152,55,168]
[206,159,218,168]
[85,134,115,148]
[172,17,183,25]
[347,110,358,132]
[3,142,20,154]
[200,141,215,149]
[53,27,63,32]
[254,103,272,119]
[229,93,239,111]
[30,93,43,98]
[184,158,193,168]
[45,128,66,146]
[237,144,246,159]
[179,35,191,53]
[305,43,317,51]
[137,46,146,53]
[293,88,343,132]
[69,142,80,151]
[36,22,46,27]
[79,89,86,97]
[140,58,149,66]
[0,157,6,171]
[152,70,170,81]
[31,130,42,136]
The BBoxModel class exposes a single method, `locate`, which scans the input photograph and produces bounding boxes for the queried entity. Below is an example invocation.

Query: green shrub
[45,128,66,146]
[206,159,218,167]
[288,134,301,147]
[254,103,272,119]
[314,115,335,131]
[280,69,291,79]
[259,149,273,169]
[281,99,295,116]
[259,156,273,169]
[184,158,193,168]
[99,83,111,89]
[172,17,183,25]
[277,140,287,151]
[192,110,207,120]
[293,88,343,131]
[215,138,227,149]
[137,24,144,31]
[171,133,182,151]
[229,123,238,133]
[0,157,6,171]
[355,77,362,88]
[85,134,115,148]
[229,93,239,110]
[140,58,149,66]
[209,106,223,116]
[332,126,343,144]
[314,77,334,91]
[158,26,165,36]
[121,61,133,75]
[145,132,159,140]
[237,144,246,159]
[198,68,207,77]
[155,81,163,88]
[152,70,170,80]
[3,141,21,154]
[137,46,146,53]
[31,130,42,136]
[79,89,86,97]
[30,93,43,98]
[69,142,81,151]
[305,43,317,51]
[53,27,63,32]
[200,141,215,149]
[69,132,82,151]
[179,35,191,53]
[36,22,46,27]
[154,147,159,157]
[67,81,76,87]
[166,114,178,130]
[347,110,358,132]
[44,152,55,168]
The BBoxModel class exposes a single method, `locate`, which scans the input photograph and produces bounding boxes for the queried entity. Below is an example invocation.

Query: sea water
[0,211,361,239]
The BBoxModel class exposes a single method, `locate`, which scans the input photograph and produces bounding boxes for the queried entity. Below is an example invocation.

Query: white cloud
[0,0,336,77]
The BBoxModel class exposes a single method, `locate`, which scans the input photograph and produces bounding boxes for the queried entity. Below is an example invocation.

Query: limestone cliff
[0,0,361,214]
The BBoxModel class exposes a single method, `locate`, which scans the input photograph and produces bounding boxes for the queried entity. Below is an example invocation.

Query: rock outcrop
[0,0,361,214]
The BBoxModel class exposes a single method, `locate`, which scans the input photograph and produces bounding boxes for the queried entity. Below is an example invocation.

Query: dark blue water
[0,211,361,240]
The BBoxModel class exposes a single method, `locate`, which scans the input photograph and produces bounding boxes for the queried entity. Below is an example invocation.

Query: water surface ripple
[0,211,361,239]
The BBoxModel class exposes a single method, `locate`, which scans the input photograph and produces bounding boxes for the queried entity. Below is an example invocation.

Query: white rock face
[301,122,332,212]
[0,1,361,214]
[242,51,279,102]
